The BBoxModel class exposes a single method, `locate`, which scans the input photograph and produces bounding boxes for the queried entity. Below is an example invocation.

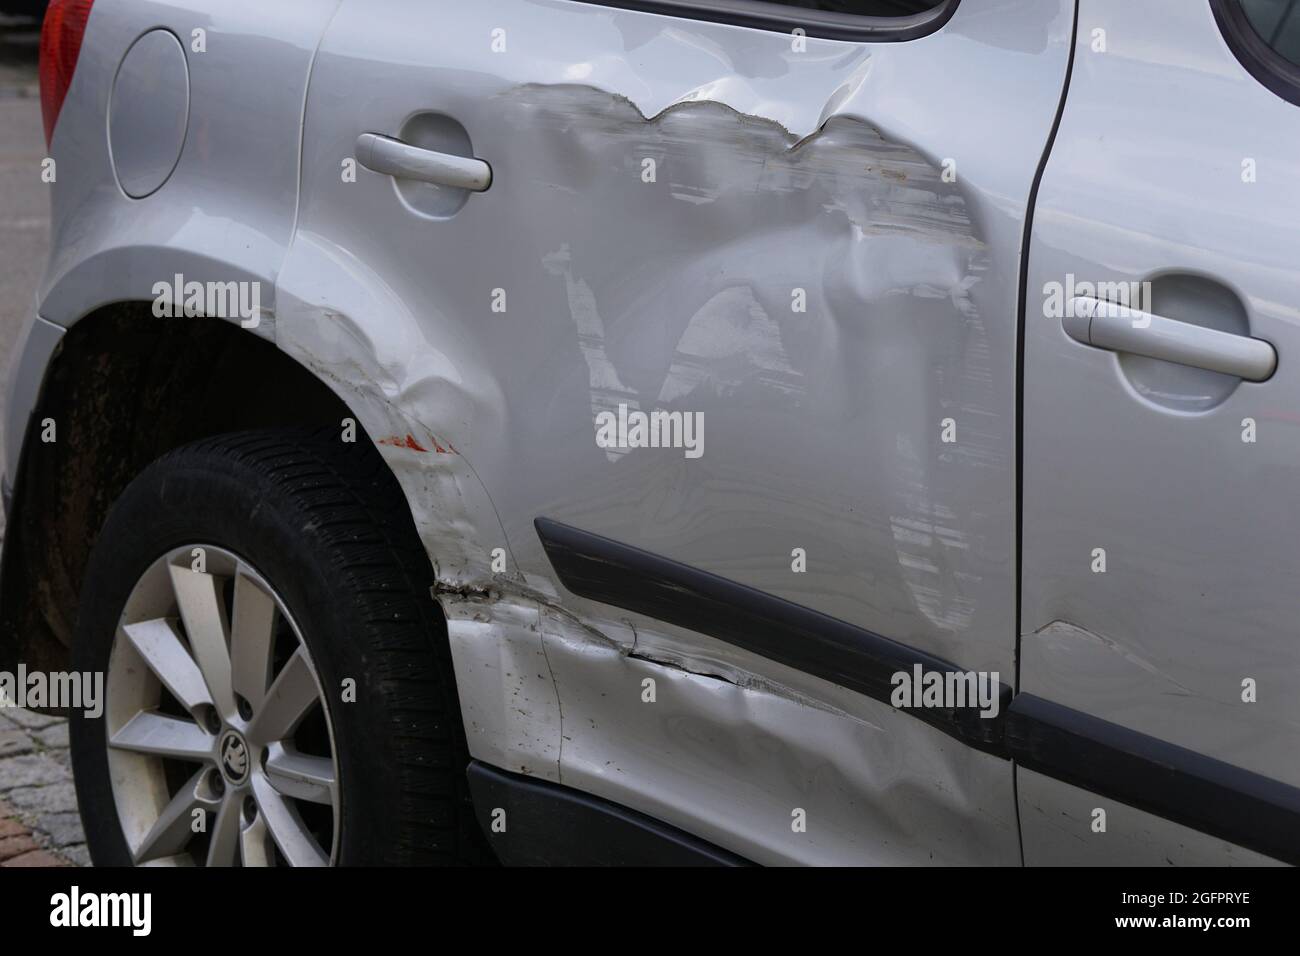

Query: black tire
[69,427,492,865]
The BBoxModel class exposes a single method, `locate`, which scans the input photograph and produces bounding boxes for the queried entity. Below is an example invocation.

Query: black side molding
[534,516,1300,864]
[1005,694,1300,864]
[534,516,1010,754]
[467,761,752,866]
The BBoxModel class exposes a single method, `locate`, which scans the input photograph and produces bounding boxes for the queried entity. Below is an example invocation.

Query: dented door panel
[283,0,1074,863]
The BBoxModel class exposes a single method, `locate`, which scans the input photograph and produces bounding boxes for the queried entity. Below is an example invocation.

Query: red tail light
[39,0,96,147]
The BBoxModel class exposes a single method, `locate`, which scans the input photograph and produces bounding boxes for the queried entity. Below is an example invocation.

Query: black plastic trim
[1211,0,1300,109]
[467,761,752,866]
[535,516,1010,752]
[1006,694,1300,864]
[570,0,960,43]
[535,516,1300,863]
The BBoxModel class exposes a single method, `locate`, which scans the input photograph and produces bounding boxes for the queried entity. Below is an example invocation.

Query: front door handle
[355,132,492,192]
[1063,296,1276,382]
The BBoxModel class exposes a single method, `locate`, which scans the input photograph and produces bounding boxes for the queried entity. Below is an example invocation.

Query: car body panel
[17,0,1288,865]
[34,0,340,330]
[1,310,63,508]
[283,0,1074,863]
[1020,0,1300,842]
[1018,769,1282,866]
[1,0,339,515]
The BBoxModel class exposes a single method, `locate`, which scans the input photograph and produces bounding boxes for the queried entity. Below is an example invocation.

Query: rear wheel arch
[0,302,397,680]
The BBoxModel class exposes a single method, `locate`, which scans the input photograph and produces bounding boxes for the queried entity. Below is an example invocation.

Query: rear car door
[282,0,1075,863]
[1020,0,1300,864]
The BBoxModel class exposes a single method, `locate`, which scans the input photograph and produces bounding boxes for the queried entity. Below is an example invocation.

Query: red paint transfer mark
[376,433,458,454]
[377,434,429,453]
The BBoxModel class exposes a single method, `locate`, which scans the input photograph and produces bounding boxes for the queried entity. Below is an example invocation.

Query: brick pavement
[0,708,87,866]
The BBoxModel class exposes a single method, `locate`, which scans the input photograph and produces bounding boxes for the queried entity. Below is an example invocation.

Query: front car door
[279,0,1075,863]
[1020,0,1300,865]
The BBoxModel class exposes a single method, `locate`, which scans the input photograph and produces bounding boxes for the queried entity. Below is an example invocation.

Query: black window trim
[569,0,961,43]
[1211,0,1300,108]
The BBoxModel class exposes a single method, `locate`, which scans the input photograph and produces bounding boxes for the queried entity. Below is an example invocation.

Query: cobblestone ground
[0,709,87,866]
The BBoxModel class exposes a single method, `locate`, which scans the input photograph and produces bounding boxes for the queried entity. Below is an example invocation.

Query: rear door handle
[1063,296,1276,382]
[355,132,492,192]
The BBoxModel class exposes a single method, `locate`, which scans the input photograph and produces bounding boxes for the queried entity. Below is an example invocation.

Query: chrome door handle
[1063,296,1276,382]
[355,132,492,192]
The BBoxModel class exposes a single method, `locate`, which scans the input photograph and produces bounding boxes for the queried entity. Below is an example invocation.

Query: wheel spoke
[108,546,337,868]
[205,793,242,867]
[248,647,320,744]
[240,814,277,867]
[121,618,213,715]
[252,773,328,867]
[230,570,277,712]
[264,743,336,806]
[168,565,236,718]
[133,768,217,864]
[110,712,213,760]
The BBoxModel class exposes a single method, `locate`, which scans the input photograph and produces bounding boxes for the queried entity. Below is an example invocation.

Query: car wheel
[69,428,490,865]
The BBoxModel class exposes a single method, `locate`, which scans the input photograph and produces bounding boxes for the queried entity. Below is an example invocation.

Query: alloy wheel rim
[104,545,339,866]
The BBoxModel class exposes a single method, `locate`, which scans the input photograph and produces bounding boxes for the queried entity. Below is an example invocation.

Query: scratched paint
[503,81,993,648]
[271,0,1074,863]
[377,434,431,452]
[19,0,1079,865]
[278,80,1009,859]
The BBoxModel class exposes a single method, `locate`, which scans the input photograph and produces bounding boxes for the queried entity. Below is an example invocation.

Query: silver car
[2,0,1297,866]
